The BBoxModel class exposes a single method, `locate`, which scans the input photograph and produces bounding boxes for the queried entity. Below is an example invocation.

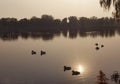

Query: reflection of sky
[0,34,120,84]
[0,0,112,19]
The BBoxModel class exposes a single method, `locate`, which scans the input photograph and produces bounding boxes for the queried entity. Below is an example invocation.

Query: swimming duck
[95,43,98,46]
[31,50,36,55]
[96,47,99,50]
[64,66,71,71]
[41,50,46,56]
[101,45,104,48]
[72,70,80,75]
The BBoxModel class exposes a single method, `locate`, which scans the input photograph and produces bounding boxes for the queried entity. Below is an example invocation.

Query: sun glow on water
[77,65,84,73]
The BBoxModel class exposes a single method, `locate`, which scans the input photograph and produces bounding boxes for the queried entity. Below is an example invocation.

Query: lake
[0,31,120,84]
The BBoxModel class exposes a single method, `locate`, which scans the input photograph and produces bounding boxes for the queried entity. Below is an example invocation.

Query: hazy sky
[0,0,113,19]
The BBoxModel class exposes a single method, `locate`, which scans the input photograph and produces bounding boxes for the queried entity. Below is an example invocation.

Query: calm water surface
[0,33,120,84]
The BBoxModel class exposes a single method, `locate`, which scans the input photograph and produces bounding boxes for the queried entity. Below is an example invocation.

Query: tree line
[0,15,120,33]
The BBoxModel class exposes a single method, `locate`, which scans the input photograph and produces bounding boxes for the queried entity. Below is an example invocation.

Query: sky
[0,0,113,19]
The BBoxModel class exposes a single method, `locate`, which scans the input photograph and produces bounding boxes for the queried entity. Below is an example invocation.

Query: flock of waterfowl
[30,42,104,77]
[31,50,80,76]
[95,43,104,50]
[64,66,80,75]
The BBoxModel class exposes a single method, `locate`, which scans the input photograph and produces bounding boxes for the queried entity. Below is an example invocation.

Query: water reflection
[97,70,108,84]
[111,71,120,84]
[77,65,84,73]
[0,29,120,41]
[1,28,120,84]
[0,32,60,41]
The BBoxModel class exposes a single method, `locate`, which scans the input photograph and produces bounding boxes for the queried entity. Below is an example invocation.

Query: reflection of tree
[0,32,61,41]
[100,0,120,18]
[0,32,18,41]
[0,29,117,41]
[62,30,68,37]
[97,70,108,84]
[69,31,78,39]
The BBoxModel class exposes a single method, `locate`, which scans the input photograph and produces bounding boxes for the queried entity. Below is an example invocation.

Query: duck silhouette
[95,43,98,46]
[41,50,46,56]
[96,47,99,50]
[64,66,71,71]
[72,70,80,75]
[31,50,36,55]
[101,45,104,48]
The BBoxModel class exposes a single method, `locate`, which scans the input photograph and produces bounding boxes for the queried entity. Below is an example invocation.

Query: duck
[72,70,80,75]
[41,50,46,56]
[64,66,71,71]
[31,50,36,55]
[101,45,104,48]
[96,47,99,50]
[95,43,98,46]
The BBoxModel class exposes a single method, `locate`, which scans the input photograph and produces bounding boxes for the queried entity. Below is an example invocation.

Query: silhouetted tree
[68,16,78,27]
[53,19,61,27]
[61,18,68,27]
[41,15,54,27]
[61,18,68,33]
[40,15,55,32]
[78,17,89,32]
[100,0,120,18]
[68,16,78,36]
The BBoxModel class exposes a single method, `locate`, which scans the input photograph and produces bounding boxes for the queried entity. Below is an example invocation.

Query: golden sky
[0,0,113,19]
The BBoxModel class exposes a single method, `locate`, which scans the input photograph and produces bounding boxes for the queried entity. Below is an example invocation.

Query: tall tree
[100,0,120,18]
